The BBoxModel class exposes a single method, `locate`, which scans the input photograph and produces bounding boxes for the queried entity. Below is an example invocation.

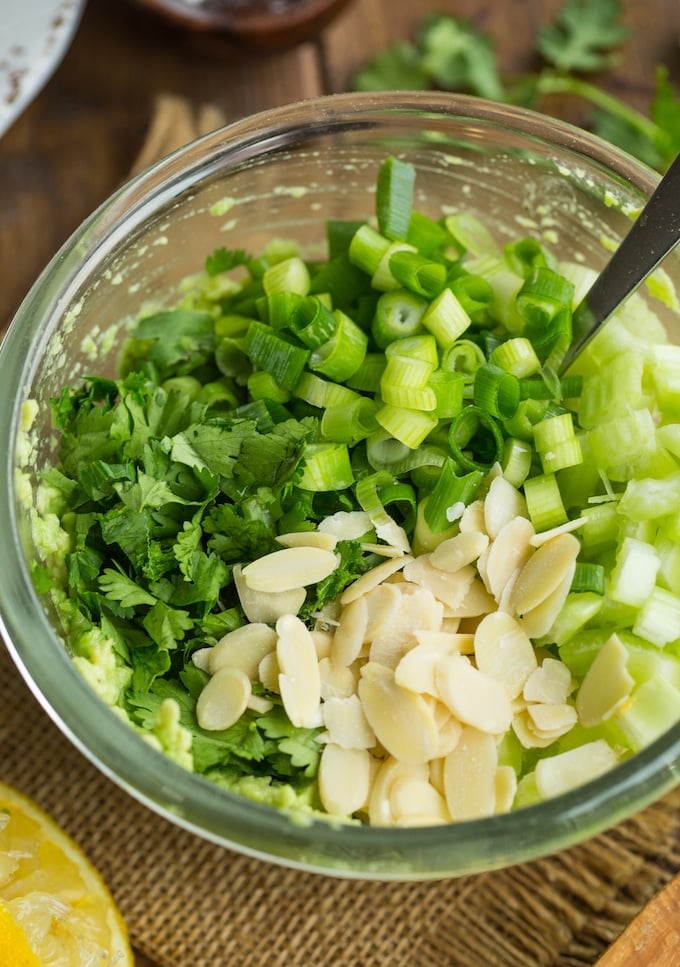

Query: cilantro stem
[535,73,660,144]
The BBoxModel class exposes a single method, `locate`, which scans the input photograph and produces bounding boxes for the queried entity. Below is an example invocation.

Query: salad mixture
[25,156,680,827]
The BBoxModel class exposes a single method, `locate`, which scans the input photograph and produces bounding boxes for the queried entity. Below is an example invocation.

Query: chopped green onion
[298,443,354,491]
[326,219,365,260]
[289,296,337,348]
[570,562,605,595]
[385,334,439,367]
[489,337,541,378]
[424,458,483,532]
[372,241,417,292]
[448,405,505,472]
[381,383,438,411]
[376,155,415,242]
[309,310,367,382]
[348,224,390,276]
[444,212,500,257]
[516,267,574,332]
[523,473,568,531]
[406,211,451,257]
[346,353,386,392]
[503,237,553,278]
[378,481,417,535]
[355,471,410,550]
[215,336,251,379]
[214,314,254,338]
[247,370,291,404]
[534,412,582,473]
[473,364,521,420]
[321,397,379,444]
[427,369,465,419]
[262,256,311,297]
[448,274,494,319]
[502,398,549,441]
[375,403,438,449]
[440,340,485,384]
[381,353,434,389]
[501,437,533,488]
[244,322,309,391]
[372,289,427,348]
[388,250,446,298]
[293,371,357,409]
[421,288,472,348]
[366,429,447,476]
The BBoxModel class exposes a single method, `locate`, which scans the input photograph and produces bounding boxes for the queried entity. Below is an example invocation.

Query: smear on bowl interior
[22,157,680,827]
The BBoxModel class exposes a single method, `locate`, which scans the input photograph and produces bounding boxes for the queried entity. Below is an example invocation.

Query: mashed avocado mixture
[28,157,680,824]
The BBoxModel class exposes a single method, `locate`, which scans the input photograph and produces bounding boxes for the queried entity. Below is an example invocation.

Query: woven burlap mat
[2,97,679,967]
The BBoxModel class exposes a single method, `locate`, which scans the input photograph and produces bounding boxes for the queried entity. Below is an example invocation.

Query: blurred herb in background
[352,0,680,173]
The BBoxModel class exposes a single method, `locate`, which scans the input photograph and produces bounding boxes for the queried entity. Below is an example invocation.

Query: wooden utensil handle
[595,874,680,966]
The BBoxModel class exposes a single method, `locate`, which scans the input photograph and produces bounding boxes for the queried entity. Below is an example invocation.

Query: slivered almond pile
[193,473,622,826]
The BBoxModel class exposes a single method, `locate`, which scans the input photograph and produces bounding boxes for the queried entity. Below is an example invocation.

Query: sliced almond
[331,594,368,667]
[276,613,321,728]
[527,702,577,736]
[512,708,557,749]
[369,587,442,669]
[318,744,371,816]
[209,623,277,679]
[247,693,274,714]
[322,695,375,749]
[484,476,528,539]
[368,757,429,826]
[276,530,338,551]
[358,663,439,764]
[509,532,580,616]
[446,578,496,618]
[459,499,487,535]
[402,557,476,610]
[413,630,473,653]
[191,647,212,673]
[474,611,537,700]
[529,516,586,547]
[435,654,513,734]
[389,775,450,825]
[233,564,306,623]
[430,531,489,573]
[494,765,518,814]
[243,546,338,593]
[518,569,576,638]
[258,651,280,693]
[318,657,357,701]
[311,628,334,661]
[363,583,402,641]
[443,726,498,820]
[523,657,573,705]
[318,510,372,541]
[576,633,635,727]
[478,516,535,602]
[394,641,459,696]
[340,555,413,605]
[196,666,251,731]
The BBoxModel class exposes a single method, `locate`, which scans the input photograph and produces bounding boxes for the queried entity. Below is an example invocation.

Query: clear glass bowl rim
[1,90,679,879]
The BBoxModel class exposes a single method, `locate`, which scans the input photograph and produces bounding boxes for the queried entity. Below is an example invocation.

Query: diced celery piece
[632,586,680,647]
[588,408,655,477]
[608,537,660,607]
[615,677,680,751]
[513,772,541,809]
[655,534,680,595]
[575,633,634,727]
[619,472,680,521]
[547,592,603,648]
[534,741,618,799]
[578,352,644,429]
[559,629,615,678]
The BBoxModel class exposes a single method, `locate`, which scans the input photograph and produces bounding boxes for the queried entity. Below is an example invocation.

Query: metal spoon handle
[559,152,680,374]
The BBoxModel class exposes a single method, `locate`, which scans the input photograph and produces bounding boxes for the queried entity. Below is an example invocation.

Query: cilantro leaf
[537,0,628,73]
[99,567,156,608]
[121,309,216,381]
[142,600,193,651]
[205,247,251,277]
[418,14,504,100]
[353,42,431,92]
[204,503,276,564]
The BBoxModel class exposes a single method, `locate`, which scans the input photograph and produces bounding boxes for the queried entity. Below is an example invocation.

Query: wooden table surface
[1,2,679,964]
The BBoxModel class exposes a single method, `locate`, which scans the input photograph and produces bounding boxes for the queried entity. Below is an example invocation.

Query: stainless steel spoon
[558,152,680,374]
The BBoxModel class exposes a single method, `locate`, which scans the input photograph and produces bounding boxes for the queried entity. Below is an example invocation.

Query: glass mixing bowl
[1,91,679,879]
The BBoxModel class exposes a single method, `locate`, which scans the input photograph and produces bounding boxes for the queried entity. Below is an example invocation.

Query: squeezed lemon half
[0,781,133,966]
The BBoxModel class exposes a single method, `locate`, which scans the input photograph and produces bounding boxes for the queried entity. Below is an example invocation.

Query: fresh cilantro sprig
[352,0,680,172]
